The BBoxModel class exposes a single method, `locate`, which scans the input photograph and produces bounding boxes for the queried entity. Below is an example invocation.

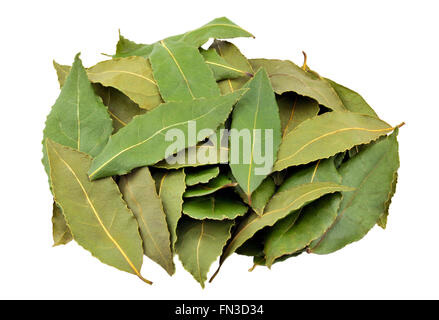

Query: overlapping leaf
[119,167,175,275]
[274,111,396,172]
[184,174,237,198]
[185,166,220,186]
[46,140,150,284]
[229,69,281,201]
[150,40,220,102]
[211,182,354,281]
[183,196,248,220]
[176,218,234,288]
[250,59,346,112]
[309,130,400,254]
[88,89,246,180]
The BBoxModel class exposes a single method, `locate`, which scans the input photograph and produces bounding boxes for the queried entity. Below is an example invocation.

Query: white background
[1,0,438,299]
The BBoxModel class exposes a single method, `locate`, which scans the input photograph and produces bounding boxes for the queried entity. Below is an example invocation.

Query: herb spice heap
[43,17,403,287]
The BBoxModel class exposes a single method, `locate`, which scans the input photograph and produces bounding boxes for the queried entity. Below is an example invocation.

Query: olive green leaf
[43,54,113,177]
[154,126,229,169]
[176,217,234,288]
[89,89,247,180]
[277,93,319,137]
[326,78,378,118]
[150,40,220,102]
[52,202,72,246]
[46,139,150,284]
[309,129,400,254]
[377,172,398,229]
[114,17,253,59]
[183,196,248,220]
[53,61,71,87]
[212,40,254,94]
[93,85,146,133]
[249,59,345,112]
[229,69,281,202]
[200,48,248,81]
[155,170,186,251]
[87,56,162,110]
[210,182,354,282]
[235,176,276,216]
[119,167,175,275]
[184,174,237,198]
[185,166,220,186]
[114,32,154,58]
[52,63,146,133]
[274,112,397,172]
[264,193,342,267]
[167,16,254,48]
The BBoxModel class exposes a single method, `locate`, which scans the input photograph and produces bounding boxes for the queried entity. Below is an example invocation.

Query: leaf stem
[301,51,308,70]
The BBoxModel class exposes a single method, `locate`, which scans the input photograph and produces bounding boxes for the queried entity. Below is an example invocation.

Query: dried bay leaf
[183,196,248,220]
[52,202,72,246]
[53,63,146,133]
[87,56,162,110]
[264,158,343,266]
[325,78,378,118]
[93,85,146,133]
[377,172,398,229]
[184,174,237,198]
[212,40,254,94]
[119,167,175,275]
[156,170,186,251]
[89,89,247,180]
[229,69,281,201]
[235,176,276,216]
[274,112,397,172]
[154,126,229,169]
[114,17,253,59]
[150,40,220,102]
[277,93,319,136]
[176,217,234,288]
[46,140,150,284]
[200,48,248,81]
[309,129,400,254]
[168,17,254,48]
[210,182,354,281]
[43,54,113,176]
[249,59,345,112]
[185,166,220,186]
[114,32,154,58]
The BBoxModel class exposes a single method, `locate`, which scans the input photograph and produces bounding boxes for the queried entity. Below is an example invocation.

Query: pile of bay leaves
[42,17,402,287]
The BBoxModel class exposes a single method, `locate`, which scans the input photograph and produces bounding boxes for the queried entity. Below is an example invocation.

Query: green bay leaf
[309,129,400,254]
[119,167,175,275]
[230,69,281,200]
[183,174,237,198]
[211,182,353,281]
[249,59,345,112]
[235,176,276,216]
[185,166,220,186]
[46,140,150,284]
[89,89,246,180]
[150,40,219,102]
[52,202,72,246]
[43,54,113,176]
[93,85,146,133]
[183,196,248,220]
[212,40,254,94]
[325,78,378,118]
[274,112,396,172]
[277,93,319,137]
[87,56,162,110]
[155,170,186,251]
[176,217,234,288]
[154,126,229,169]
[200,48,248,81]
